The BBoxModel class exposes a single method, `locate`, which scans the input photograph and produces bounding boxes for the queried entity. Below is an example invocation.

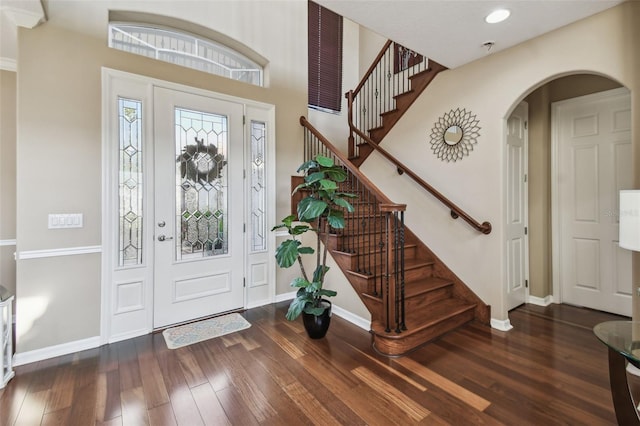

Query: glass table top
[594,321,640,366]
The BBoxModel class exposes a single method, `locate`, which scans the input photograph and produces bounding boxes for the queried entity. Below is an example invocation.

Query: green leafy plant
[272,155,357,321]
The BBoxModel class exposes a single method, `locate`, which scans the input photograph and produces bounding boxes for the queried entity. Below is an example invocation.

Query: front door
[554,88,632,316]
[153,88,245,328]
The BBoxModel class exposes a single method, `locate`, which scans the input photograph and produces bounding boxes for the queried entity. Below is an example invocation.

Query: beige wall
[0,70,16,297]
[16,1,308,353]
[359,2,640,322]
[525,75,622,298]
[13,0,640,354]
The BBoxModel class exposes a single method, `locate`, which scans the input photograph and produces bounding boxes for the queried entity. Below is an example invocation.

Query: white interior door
[554,88,632,316]
[153,87,245,328]
[506,102,529,310]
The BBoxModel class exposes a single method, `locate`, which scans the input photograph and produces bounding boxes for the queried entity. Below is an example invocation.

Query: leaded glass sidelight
[175,108,228,260]
[118,98,144,266]
[250,121,266,252]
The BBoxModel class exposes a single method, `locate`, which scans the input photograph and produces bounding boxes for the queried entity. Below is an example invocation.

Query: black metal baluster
[399,210,406,331]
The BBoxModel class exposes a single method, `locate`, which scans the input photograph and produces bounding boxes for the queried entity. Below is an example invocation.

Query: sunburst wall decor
[429,108,481,162]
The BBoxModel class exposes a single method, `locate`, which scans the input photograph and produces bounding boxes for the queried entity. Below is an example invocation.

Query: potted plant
[272,155,356,338]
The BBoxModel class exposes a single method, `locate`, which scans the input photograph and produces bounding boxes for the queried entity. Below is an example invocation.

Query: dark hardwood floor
[0,302,628,425]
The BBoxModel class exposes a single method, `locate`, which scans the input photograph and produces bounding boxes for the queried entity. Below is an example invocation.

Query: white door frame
[100,68,276,344]
[551,87,631,306]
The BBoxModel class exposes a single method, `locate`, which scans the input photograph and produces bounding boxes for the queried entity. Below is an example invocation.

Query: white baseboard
[13,336,101,366]
[331,304,371,331]
[246,296,278,310]
[107,329,149,345]
[12,298,369,366]
[274,292,371,331]
[275,291,297,303]
[527,295,554,306]
[491,318,513,331]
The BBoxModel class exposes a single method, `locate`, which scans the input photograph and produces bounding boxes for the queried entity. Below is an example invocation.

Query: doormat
[162,313,251,349]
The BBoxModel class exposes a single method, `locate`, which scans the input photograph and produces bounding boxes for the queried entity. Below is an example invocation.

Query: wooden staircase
[297,40,492,357]
[327,199,489,356]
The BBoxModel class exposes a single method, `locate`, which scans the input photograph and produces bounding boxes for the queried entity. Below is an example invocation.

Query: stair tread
[333,242,418,257]
[361,276,452,300]
[371,298,475,337]
[404,276,453,297]
[345,258,435,279]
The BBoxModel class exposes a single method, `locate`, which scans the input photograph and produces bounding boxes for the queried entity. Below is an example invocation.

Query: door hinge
[524,121,528,130]
[243,115,246,125]
[524,227,528,235]
[524,174,527,183]
[243,223,246,233]
[243,277,246,287]
[243,169,246,179]
[525,279,529,288]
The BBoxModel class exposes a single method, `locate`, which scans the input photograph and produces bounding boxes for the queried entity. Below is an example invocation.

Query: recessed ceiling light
[485,9,511,24]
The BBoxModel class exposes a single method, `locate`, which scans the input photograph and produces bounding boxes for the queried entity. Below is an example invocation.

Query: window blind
[308,1,343,112]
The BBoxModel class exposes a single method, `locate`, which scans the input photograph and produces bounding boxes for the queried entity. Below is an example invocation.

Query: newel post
[346,90,355,159]
[380,203,406,333]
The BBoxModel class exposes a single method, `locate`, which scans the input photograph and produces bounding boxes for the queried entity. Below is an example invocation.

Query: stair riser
[361,297,382,319]
[404,264,435,282]
[405,286,453,312]
[393,93,415,112]
[349,250,419,271]
[372,309,475,356]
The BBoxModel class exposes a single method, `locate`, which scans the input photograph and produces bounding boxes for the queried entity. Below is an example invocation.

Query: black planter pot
[302,300,332,339]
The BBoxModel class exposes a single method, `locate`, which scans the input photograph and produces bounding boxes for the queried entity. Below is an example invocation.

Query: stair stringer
[402,227,491,325]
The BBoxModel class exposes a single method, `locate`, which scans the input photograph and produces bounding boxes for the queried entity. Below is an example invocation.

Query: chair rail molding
[15,245,102,260]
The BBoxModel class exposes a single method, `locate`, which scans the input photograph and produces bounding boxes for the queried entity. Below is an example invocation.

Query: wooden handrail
[351,40,393,97]
[299,116,405,213]
[347,121,492,235]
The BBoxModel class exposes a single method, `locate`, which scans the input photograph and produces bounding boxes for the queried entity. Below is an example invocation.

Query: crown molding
[1,1,46,29]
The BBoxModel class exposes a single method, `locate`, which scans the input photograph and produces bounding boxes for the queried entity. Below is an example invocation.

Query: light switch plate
[48,213,83,229]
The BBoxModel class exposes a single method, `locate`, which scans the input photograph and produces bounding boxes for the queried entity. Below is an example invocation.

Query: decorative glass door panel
[118,98,144,267]
[175,108,229,260]
[250,120,266,252]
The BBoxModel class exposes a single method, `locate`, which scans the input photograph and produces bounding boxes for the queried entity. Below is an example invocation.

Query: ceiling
[0,0,627,71]
[315,0,625,68]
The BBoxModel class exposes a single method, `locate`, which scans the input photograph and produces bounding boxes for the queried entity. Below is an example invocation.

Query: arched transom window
[109,23,264,86]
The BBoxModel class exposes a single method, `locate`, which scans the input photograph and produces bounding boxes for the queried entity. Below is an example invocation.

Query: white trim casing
[101,68,277,344]
[0,239,16,246]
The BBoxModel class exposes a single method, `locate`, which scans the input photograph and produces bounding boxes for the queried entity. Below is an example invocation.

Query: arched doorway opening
[506,73,632,318]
